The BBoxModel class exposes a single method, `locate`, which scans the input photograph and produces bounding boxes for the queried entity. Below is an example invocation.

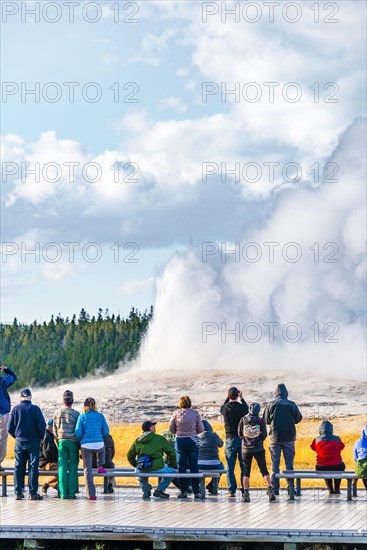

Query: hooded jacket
[197,420,224,463]
[127,431,177,472]
[0,368,17,415]
[220,398,249,439]
[263,384,302,443]
[39,429,58,467]
[310,420,345,466]
[7,400,46,443]
[238,403,267,454]
[354,426,367,461]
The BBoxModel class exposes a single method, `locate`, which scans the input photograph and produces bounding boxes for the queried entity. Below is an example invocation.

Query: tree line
[0,307,153,389]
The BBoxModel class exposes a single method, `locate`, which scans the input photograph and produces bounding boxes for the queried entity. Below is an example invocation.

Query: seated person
[92,433,115,493]
[127,420,177,499]
[353,425,367,491]
[310,420,345,495]
[39,419,59,495]
[197,420,224,494]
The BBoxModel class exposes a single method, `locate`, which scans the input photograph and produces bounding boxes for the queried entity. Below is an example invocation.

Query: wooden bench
[0,467,224,499]
[275,470,359,500]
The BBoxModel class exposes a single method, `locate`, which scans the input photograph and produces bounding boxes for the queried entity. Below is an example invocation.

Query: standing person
[354,425,367,491]
[127,420,177,499]
[220,387,248,498]
[39,419,59,496]
[197,419,225,494]
[310,420,345,494]
[169,395,204,499]
[0,364,17,470]
[75,397,109,501]
[263,383,302,495]
[54,390,80,499]
[238,403,276,503]
[7,388,46,500]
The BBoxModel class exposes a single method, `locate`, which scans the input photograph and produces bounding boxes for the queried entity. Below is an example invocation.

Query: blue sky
[1,0,366,342]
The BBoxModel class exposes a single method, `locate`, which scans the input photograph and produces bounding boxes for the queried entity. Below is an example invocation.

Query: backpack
[355,457,367,478]
[243,416,261,439]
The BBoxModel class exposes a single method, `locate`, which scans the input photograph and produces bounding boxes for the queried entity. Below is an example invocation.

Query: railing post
[347,479,352,501]
[200,477,206,499]
[296,478,301,497]
[2,475,7,497]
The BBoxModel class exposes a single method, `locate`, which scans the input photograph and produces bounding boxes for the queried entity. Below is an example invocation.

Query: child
[310,420,345,494]
[353,425,367,491]
[238,402,275,503]
[92,433,115,493]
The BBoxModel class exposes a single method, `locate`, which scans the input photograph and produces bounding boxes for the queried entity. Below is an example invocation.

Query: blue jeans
[14,441,40,496]
[175,437,200,494]
[225,437,245,494]
[137,464,176,492]
[269,441,295,492]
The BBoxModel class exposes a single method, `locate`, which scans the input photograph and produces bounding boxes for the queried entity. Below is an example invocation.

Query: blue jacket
[75,410,109,445]
[0,368,17,415]
[7,400,46,443]
[354,426,367,461]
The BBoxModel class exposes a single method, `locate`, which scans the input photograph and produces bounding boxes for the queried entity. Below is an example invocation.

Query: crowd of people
[0,364,366,502]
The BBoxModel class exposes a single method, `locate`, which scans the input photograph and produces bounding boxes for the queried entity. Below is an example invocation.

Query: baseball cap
[142,420,156,432]
[20,388,32,398]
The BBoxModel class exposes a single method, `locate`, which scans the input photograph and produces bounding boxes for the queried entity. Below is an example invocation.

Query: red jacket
[310,437,345,466]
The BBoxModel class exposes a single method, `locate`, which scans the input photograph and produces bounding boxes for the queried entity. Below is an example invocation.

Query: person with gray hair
[7,388,46,500]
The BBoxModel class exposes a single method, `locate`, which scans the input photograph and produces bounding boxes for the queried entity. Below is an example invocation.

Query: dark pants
[14,441,40,496]
[269,441,295,492]
[242,450,269,477]
[225,436,245,494]
[198,462,225,492]
[316,462,345,492]
[175,437,199,494]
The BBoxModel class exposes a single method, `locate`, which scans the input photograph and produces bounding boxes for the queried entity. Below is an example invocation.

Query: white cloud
[129,29,175,66]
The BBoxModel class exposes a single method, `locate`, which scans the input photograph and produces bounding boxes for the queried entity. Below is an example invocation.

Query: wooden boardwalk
[1,486,366,545]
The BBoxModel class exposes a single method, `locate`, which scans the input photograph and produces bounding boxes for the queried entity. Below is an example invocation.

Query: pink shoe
[97,467,106,473]
[88,497,97,501]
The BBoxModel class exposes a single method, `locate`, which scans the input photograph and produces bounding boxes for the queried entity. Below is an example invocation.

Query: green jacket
[127,431,177,471]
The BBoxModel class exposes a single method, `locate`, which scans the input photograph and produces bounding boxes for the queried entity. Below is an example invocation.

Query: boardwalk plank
[1,488,366,544]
